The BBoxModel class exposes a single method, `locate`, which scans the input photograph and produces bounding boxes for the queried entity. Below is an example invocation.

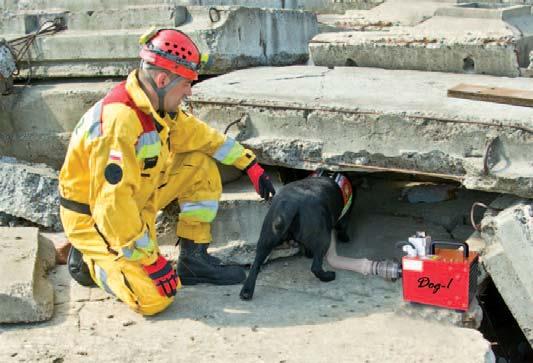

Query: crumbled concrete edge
[0,157,61,230]
[480,198,533,347]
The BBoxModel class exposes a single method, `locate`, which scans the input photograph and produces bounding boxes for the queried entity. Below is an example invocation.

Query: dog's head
[311,168,353,187]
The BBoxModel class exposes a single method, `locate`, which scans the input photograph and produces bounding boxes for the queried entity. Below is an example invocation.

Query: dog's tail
[268,199,298,240]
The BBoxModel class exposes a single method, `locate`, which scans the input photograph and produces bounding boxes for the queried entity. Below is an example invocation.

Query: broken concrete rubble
[190,66,533,198]
[3,6,318,78]
[0,157,61,231]
[480,198,533,347]
[0,227,56,323]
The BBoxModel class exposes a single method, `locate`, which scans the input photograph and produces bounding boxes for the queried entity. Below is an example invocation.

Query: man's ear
[154,72,170,88]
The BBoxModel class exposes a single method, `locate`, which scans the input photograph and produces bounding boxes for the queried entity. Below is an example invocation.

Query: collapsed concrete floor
[1,1,532,359]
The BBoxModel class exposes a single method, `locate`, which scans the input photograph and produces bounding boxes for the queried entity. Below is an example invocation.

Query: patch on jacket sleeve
[104,163,123,185]
[109,149,123,163]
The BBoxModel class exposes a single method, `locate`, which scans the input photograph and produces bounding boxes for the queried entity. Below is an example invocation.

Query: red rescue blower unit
[399,232,479,311]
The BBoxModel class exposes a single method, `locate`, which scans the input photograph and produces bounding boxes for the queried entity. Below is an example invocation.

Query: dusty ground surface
[0,256,493,363]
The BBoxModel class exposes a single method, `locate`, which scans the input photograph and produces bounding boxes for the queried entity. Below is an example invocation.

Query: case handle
[430,240,469,259]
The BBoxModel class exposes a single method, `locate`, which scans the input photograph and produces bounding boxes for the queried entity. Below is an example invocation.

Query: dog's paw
[319,271,336,282]
[239,288,253,301]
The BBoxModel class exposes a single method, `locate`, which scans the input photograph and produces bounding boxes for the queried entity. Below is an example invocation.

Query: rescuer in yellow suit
[59,28,276,315]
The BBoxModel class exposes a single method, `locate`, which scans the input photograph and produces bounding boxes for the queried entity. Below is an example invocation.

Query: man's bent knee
[136,295,174,316]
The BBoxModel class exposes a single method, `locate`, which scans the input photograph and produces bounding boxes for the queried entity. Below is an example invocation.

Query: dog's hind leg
[239,246,271,300]
[311,245,335,282]
[311,253,336,282]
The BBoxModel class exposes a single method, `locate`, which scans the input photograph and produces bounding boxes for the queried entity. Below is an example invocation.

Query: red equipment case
[402,241,478,311]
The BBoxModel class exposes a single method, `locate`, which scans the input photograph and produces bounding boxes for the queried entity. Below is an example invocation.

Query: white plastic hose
[326,231,374,275]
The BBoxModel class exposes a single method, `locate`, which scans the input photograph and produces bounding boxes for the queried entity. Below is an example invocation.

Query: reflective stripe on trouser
[60,207,174,316]
[157,151,222,243]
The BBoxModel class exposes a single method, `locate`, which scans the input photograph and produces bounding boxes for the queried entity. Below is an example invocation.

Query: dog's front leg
[335,213,351,243]
[311,254,336,282]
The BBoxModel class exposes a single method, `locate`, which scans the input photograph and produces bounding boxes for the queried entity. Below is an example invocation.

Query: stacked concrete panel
[2,6,318,78]
[311,1,533,77]
[0,81,114,168]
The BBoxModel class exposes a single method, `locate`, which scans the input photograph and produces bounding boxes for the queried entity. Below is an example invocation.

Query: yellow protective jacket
[59,70,255,265]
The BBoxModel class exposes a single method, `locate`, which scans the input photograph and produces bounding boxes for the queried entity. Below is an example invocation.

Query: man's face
[163,76,193,113]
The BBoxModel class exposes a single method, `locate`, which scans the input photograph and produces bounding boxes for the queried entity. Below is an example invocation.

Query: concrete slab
[3,67,531,197]
[0,5,190,34]
[0,81,258,176]
[480,199,533,347]
[0,157,61,230]
[0,227,56,323]
[0,80,114,168]
[4,6,318,78]
[311,5,533,77]
[190,66,533,198]
[0,260,494,362]
[318,0,456,31]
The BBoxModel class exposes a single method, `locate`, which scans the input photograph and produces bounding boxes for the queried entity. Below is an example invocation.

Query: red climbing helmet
[139,28,207,81]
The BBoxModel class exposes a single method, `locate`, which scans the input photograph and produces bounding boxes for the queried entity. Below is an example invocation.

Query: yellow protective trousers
[61,151,222,315]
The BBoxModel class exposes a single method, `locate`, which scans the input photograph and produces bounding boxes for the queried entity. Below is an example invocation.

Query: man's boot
[67,246,96,287]
[177,238,246,285]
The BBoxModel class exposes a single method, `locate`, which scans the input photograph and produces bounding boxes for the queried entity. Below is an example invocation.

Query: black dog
[240,170,354,300]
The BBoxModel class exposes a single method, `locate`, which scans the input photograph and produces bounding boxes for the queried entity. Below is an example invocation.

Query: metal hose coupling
[370,259,402,281]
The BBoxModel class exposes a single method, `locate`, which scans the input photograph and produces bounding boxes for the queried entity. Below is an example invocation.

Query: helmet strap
[143,66,183,117]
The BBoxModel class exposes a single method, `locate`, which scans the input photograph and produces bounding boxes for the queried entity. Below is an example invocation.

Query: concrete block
[0,227,56,323]
[190,66,533,198]
[156,175,292,265]
[5,6,318,78]
[481,200,533,346]
[0,157,61,230]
